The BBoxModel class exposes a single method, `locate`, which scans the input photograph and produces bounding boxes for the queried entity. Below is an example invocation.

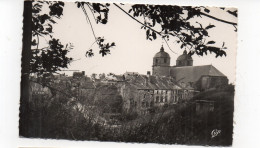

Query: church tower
[152,46,171,77]
[176,50,193,67]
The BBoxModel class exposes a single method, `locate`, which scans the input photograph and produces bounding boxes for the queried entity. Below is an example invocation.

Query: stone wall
[152,66,170,77]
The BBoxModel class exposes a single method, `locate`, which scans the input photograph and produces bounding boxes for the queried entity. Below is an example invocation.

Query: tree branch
[113,3,177,54]
[200,12,237,26]
[36,34,39,50]
[86,3,97,22]
[32,46,49,51]
[113,3,161,35]
[163,38,177,54]
[87,38,99,50]
[81,5,97,39]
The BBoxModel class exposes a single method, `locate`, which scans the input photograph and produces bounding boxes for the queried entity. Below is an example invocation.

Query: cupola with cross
[152,46,171,76]
[176,50,193,67]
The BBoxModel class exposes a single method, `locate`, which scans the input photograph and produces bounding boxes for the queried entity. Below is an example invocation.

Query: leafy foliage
[76,2,110,24]
[26,84,103,140]
[128,5,232,57]
[31,1,72,75]
[27,82,234,145]
[86,37,115,57]
[31,1,118,75]
[31,38,73,74]
[75,2,116,58]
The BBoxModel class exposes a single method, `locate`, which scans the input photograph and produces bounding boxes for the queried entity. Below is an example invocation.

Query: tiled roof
[124,74,181,90]
[170,65,226,83]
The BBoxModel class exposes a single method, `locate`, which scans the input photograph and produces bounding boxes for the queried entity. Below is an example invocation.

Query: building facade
[119,74,186,115]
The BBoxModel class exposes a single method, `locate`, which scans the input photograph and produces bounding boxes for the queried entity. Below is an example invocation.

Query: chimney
[146,71,152,87]
[147,71,151,76]
[144,76,148,86]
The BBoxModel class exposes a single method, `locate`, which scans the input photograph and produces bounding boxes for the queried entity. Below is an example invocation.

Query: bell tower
[152,46,171,77]
[176,50,193,67]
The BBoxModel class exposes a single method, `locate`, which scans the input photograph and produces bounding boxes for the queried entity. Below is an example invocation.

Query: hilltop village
[29,46,229,116]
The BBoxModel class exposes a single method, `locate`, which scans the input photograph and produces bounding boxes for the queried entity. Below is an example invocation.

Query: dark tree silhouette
[115,4,237,57]
[20,1,33,136]
[27,1,116,76]
[30,1,72,75]
[20,1,115,136]
[20,1,71,136]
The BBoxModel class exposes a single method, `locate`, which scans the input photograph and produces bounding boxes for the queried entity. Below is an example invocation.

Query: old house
[119,74,188,115]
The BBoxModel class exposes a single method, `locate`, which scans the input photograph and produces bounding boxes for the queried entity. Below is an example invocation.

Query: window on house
[165,96,168,102]
[189,82,193,87]
[156,59,158,64]
[156,96,159,103]
[164,58,167,63]
[130,98,134,106]
[150,101,154,107]
[144,94,146,98]
[157,90,159,94]
[146,102,149,107]
[160,96,164,102]
[142,101,145,107]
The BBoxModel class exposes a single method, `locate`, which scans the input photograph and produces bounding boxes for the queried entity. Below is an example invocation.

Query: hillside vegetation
[24,80,234,146]
[100,85,235,146]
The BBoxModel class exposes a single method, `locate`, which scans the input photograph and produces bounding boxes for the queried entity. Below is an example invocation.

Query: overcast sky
[44,3,237,83]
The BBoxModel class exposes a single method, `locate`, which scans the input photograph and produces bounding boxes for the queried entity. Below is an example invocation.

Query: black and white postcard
[19,1,237,147]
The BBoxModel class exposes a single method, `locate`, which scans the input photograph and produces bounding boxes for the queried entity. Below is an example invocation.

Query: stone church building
[152,46,228,91]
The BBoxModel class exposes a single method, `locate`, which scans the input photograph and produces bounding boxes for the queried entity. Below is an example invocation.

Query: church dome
[177,50,193,61]
[176,50,193,67]
[154,46,170,58]
[152,46,171,77]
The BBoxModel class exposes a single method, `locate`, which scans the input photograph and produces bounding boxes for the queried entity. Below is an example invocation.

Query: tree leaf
[32,39,37,46]
[207,41,215,44]
[204,8,210,13]
[205,24,215,30]
[77,2,81,8]
[146,29,150,39]
[152,31,156,40]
